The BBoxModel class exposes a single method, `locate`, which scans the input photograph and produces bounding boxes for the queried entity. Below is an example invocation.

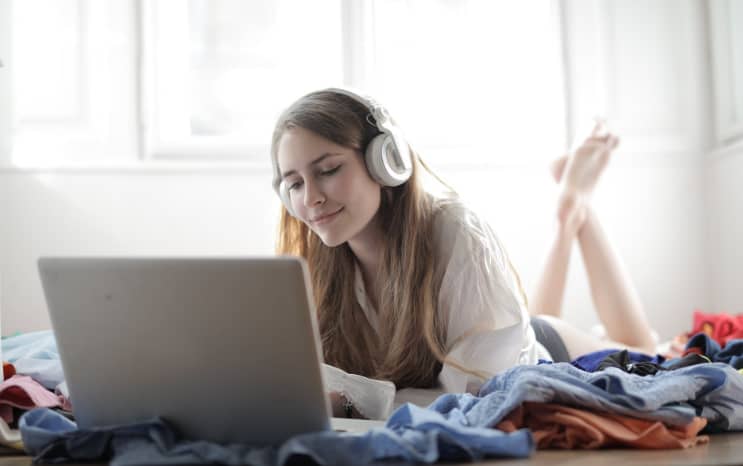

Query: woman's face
[277,126,382,247]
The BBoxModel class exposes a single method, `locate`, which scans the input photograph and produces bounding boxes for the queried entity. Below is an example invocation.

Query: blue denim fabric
[686,333,743,369]
[447,362,742,432]
[7,329,532,465]
[15,330,743,465]
[21,362,743,465]
[20,404,534,466]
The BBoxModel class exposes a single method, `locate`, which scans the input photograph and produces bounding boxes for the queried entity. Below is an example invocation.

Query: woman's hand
[327,391,366,419]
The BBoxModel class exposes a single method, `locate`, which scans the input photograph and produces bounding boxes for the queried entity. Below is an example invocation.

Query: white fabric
[322,363,396,420]
[332,198,550,418]
[432,201,545,393]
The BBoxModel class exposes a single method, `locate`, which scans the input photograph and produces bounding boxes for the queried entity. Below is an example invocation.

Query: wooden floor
[1,433,741,465]
[491,433,743,466]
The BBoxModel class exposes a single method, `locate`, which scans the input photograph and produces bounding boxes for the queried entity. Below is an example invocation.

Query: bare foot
[556,122,619,232]
[550,155,569,183]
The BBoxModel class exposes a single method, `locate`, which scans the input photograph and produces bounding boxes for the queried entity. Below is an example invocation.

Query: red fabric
[684,347,703,356]
[689,310,743,346]
[2,363,15,381]
[0,375,63,423]
[496,402,709,450]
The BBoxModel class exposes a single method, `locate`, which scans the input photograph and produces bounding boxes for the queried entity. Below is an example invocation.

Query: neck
[347,214,384,292]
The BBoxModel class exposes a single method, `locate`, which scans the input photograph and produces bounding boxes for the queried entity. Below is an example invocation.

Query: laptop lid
[38,256,332,446]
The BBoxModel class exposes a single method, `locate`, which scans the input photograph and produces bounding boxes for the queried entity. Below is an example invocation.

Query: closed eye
[321,165,341,176]
[286,165,341,192]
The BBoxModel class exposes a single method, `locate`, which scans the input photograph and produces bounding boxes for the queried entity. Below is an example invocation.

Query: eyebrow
[281,152,344,179]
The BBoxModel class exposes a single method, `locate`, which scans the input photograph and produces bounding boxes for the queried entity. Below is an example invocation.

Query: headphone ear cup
[364,135,389,185]
[365,134,412,187]
[278,181,296,218]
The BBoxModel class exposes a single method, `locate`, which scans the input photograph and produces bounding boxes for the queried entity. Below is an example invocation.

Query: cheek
[328,174,356,200]
[314,169,357,203]
[290,195,314,225]
[350,178,382,215]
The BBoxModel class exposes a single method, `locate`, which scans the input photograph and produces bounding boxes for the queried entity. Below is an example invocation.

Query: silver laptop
[38,256,379,446]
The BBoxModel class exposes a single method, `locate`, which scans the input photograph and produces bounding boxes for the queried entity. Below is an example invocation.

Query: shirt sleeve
[436,207,533,394]
[322,363,396,420]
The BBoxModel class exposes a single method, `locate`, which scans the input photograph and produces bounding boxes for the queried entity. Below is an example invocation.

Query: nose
[303,178,325,208]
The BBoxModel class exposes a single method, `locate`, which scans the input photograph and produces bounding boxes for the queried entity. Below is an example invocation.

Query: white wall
[450,153,708,342]
[0,168,281,334]
[0,0,723,342]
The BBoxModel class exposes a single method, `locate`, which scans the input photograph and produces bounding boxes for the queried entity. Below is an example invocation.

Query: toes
[590,134,619,150]
[591,119,608,138]
[550,156,569,183]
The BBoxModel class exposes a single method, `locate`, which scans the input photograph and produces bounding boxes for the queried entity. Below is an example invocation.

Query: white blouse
[338,198,549,418]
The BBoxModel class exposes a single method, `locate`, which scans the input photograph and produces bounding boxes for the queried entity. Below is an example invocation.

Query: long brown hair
[270,90,452,388]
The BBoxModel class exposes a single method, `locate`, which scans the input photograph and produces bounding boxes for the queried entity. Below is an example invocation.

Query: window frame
[5,0,140,168]
[3,0,568,168]
[708,0,743,147]
[141,0,356,163]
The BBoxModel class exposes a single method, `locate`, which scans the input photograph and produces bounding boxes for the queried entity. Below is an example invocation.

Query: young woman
[270,88,657,418]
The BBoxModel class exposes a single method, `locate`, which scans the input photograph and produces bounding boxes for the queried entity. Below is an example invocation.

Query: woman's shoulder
[428,196,515,288]
[431,196,501,254]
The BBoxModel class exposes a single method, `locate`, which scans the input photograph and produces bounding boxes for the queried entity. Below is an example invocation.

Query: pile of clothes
[3,309,743,466]
[0,331,71,451]
[662,309,743,359]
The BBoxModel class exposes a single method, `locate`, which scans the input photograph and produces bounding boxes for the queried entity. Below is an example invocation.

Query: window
[708,0,743,146]
[368,1,566,164]
[143,0,344,160]
[9,0,139,166]
[4,0,566,167]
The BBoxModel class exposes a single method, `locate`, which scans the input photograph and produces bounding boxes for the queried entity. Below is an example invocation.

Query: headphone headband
[322,87,391,130]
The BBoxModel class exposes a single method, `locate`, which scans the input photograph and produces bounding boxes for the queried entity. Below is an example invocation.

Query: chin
[319,235,346,248]
[314,230,347,248]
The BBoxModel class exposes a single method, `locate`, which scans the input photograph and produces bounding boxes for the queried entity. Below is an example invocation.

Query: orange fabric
[496,402,709,449]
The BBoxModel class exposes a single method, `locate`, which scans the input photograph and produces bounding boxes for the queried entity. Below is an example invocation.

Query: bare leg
[534,314,655,358]
[531,122,656,355]
[528,157,579,318]
[576,207,655,353]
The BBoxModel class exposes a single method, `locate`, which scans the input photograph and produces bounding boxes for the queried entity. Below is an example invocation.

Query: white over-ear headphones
[274,87,413,218]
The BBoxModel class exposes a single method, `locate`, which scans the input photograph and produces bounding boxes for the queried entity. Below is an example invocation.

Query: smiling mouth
[311,207,343,224]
